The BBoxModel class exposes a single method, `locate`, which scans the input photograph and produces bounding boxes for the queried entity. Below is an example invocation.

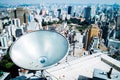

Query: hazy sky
[0,0,120,5]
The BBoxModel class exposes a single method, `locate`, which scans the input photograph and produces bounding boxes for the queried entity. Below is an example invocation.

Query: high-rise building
[41,9,46,16]
[72,5,77,17]
[116,14,120,30]
[28,14,34,22]
[57,9,61,18]
[91,6,96,19]
[11,18,20,27]
[107,13,120,49]
[88,37,99,50]
[107,25,120,49]
[10,8,29,26]
[0,35,8,48]
[68,6,72,15]
[7,25,16,37]
[84,6,91,21]
[36,9,40,15]
[61,13,66,20]
[84,6,96,21]
[22,23,27,32]
[48,11,54,16]
[107,39,120,49]
[85,24,99,49]
[53,10,58,18]
[0,20,3,33]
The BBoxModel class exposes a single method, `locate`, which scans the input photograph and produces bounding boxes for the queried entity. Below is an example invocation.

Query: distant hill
[0,3,40,8]
[0,4,8,8]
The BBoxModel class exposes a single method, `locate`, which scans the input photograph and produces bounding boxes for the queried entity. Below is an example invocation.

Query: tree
[42,22,47,26]
[0,70,3,77]
[5,62,14,69]
[48,21,53,25]
[0,48,19,78]
[67,19,72,24]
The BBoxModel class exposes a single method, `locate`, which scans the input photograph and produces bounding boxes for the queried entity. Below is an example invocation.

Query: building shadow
[78,75,93,80]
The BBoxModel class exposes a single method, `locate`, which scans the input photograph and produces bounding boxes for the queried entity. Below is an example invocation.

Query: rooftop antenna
[107,68,113,79]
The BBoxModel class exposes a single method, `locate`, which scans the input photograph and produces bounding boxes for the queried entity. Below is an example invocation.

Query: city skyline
[0,0,120,5]
[0,0,120,79]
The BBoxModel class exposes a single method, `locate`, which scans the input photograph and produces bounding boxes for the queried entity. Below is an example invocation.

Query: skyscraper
[84,6,91,21]
[0,35,8,48]
[68,6,72,15]
[7,24,17,37]
[28,13,34,22]
[116,14,120,30]
[10,8,29,26]
[0,20,3,33]
[11,18,20,27]
[106,13,120,49]
[85,24,99,49]
[91,6,96,19]
[57,9,61,18]
[88,37,99,50]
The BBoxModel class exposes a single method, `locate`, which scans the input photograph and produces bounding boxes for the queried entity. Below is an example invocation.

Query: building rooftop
[12,53,120,80]
[44,53,120,80]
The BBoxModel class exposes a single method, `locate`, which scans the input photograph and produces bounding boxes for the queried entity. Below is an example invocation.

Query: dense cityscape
[0,1,120,80]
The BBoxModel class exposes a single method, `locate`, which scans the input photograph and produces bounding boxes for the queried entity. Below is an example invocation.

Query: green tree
[0,70,3,77]
[0,49,19,78]
[42,22,48,26]
[5,62,14,69]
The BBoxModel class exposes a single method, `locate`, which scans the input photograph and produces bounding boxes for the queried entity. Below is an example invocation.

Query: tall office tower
[7,25,12,37]
[41,9,46,16]
[61,13,66,20]
[7,24,16,37]
[7,25,16,43]
[11,18,20,27]
[22,24,27,32]
[63,22,67,29]
[84,6,91,21]
[57,9,61,18]
[72,6,77,17]
[85,24,99,49]
[88,37,99,50]
[100,13,105,21]
[91,6,96,19]
[34,14,43,30]
[0,20,3,33]
[28,13,34,22]
[36,9,40,15]
[53,10,58,18]
[107,13,120,49]
[0,35,8,48]
[10,8,29,26]
[68,6,72,15]
[116,14,120,30]
[107,8,114,20]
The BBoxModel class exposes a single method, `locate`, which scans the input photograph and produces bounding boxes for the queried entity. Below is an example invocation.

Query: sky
[0,0,120,5]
